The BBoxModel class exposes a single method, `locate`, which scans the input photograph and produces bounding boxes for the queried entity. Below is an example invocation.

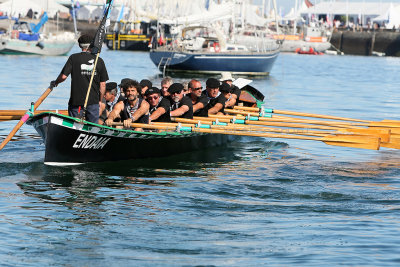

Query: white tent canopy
[301,2,392,16]
[0,0,42,17]
[372,3,400,29]
[33,0,69,17]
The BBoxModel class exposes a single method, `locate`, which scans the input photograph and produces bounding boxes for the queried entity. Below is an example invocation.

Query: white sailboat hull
[0,32,75,56]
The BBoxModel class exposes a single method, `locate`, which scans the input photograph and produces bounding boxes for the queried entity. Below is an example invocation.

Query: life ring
[213,42,220,52]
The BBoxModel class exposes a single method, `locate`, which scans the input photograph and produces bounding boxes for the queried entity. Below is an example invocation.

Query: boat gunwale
[27,112,194,137]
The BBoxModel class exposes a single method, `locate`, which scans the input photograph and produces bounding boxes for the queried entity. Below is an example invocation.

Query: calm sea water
[1,47,400,266]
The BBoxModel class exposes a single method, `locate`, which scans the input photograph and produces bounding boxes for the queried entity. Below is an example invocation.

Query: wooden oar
[0,111,68,121]
[0,86,54,151]
[174,117,391,142]
[0,110,68,116]
[112,120,380,150]
[233,106,400,125]
[225,108,400,129]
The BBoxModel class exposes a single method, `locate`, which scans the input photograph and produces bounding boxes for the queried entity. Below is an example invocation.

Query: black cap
[168,83,184,94]
[206,78,220,88]
[106,82,117,91]
[219,82,231,93]
[145,87,161,96]
[119,78,134,88]
[140,79,152,89]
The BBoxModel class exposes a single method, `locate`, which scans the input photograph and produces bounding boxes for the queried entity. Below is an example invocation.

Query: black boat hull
[28,113,233,165]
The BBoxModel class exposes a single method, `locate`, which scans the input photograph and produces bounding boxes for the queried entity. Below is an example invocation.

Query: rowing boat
[27,112,236,165]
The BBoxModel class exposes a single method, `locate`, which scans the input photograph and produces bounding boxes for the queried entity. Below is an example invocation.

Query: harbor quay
[330,29,400,57]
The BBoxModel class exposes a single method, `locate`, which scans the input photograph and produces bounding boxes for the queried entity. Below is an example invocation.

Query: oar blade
[322,134,381,150]
[381,137,400,149]
[339,128,390,143]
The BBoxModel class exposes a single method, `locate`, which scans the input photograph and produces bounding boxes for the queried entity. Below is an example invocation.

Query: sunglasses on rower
[147,95,159,100]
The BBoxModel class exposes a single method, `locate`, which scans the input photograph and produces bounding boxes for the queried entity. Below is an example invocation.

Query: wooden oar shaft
[171,118,330,137]
[0,111,68,121]
[193,116,391,143]
[193,116,341,131]
[0,87,54,151]
[225,109,369,127]
[0,110,68,116]
[233,106,371,123]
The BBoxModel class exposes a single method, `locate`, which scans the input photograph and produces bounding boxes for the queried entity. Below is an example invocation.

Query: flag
[116,4,124,22]
[91,0,113,54]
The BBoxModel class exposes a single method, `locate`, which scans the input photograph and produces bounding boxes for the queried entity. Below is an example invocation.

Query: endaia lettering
[73,134,110,149]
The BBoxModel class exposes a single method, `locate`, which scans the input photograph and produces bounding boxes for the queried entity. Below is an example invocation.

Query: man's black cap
[140,79,152,89]
[219,82,231,93]
[168,83,184,94]
[145,87,161,96]
[206,78,220,88]
[106,82,118,91]
[119,78,134,88]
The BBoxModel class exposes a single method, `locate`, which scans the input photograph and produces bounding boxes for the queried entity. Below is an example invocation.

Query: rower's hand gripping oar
[0,84,55,151]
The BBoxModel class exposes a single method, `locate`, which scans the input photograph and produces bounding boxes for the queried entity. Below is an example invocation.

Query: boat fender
[213,42,220,53]
[11,30,19,39]
[36,41,44,49]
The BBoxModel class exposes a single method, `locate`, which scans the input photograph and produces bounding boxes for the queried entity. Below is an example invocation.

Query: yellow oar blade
[322,134,381,150]
[338,128,390,143]
[381,137,400,149]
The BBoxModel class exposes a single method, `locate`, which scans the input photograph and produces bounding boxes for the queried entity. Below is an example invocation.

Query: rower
[119,78,134,96]
[99,82,125,124]
[168,83,193,119]
[161,76,173,97]
[146,87,171,123]
[140,79,152,97]
[220,72,241,108]
[202,78,225,116]
[219,82,232,114]
[105,80,149,130]
[188,79,208,117]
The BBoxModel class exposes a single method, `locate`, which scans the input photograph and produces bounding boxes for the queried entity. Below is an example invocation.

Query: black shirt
[61,52,109,106]
[150,97,171,122]
[199,90,225,116]
[170,95,193,119]
[231,85,241,105]
[192,94,209,117]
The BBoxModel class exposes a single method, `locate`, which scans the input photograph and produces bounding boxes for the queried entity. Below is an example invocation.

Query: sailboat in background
[0,0,75,56]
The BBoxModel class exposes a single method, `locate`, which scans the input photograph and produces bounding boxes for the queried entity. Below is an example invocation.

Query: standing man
[168,83,193,119]
[52,34,109,123]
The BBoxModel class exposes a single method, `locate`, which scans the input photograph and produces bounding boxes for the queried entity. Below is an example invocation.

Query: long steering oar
[0,86,54,151]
